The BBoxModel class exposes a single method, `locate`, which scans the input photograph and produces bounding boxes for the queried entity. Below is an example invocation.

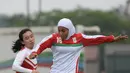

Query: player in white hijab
[58,18,76,40]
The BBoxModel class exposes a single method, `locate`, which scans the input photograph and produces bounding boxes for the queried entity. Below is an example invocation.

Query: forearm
[33,35,53,55]
[12,64,32,73]
[102,35,115,42]
[82,34,115,46]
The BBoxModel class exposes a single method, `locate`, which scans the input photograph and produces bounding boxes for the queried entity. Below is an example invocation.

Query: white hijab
[58,18,76,40]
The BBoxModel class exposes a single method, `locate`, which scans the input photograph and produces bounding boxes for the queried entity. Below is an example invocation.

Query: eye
[62,29,65,32]
[58,29,64,33]
[30,34,34,38]
[25,36,29,40]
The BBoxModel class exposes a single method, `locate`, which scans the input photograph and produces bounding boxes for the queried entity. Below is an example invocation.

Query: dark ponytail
[12,39,24,53]
[12,28,32,53]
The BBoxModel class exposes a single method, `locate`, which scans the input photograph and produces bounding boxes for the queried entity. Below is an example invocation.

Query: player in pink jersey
[29,18,128,73]
[12,28,39,73]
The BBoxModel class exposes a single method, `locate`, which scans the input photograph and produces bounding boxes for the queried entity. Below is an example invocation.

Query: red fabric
[16,58,37,73]
[82,35,114,46]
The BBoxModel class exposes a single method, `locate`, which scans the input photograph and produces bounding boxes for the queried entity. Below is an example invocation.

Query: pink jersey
[12,47,37,73]
[34,33,114,73]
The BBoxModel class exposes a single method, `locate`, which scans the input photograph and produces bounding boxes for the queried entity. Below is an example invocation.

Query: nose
[59,31,63,36]
[29,37,34,43]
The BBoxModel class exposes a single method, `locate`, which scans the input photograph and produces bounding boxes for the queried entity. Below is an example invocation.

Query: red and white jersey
[34,33,114,73]
[12,47,37,73]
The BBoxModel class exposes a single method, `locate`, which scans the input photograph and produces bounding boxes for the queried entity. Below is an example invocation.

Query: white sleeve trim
[81,33,105,39]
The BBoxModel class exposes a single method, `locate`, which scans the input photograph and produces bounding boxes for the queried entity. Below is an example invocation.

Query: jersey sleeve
[33,34,54,55]
[12,50,32,73]
[81,33,114,47]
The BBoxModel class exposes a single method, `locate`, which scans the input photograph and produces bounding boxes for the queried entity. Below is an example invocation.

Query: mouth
[30,42,34,45]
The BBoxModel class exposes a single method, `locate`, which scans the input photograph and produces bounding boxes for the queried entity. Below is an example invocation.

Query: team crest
[72,37,77,43]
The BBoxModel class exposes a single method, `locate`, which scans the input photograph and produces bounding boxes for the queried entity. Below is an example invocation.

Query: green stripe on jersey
[53,43,83,47]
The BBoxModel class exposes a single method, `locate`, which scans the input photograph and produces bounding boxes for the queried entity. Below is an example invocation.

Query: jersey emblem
[72,37,77,43]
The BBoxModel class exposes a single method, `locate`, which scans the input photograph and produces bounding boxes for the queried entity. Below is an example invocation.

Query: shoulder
[73,33,82,38]
[52,33,60,37]
[20,47,28,53]
[51,33,60,39]
[16,48,28,56]
[45,33,59,39]
[39,33,58,43]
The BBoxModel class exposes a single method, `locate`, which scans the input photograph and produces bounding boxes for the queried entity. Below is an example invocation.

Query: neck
[25,46,33,50]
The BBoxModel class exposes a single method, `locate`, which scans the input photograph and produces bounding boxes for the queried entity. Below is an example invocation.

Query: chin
[29,45,34,49]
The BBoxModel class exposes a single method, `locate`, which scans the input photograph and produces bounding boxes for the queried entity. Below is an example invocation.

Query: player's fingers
[122,35,128,38]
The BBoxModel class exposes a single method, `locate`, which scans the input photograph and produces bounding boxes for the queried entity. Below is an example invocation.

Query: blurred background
[0,0,130,73]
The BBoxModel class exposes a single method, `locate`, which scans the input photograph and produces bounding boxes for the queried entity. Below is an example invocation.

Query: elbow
[12,64,15,70]
[12,64,18,71]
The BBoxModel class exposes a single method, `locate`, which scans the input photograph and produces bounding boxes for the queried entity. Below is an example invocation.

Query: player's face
[58,26,69,40]
[22,31,35,49]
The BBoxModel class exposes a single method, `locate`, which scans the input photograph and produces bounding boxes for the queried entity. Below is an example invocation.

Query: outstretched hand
[114,35,128,42]
[29,52,38,59]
